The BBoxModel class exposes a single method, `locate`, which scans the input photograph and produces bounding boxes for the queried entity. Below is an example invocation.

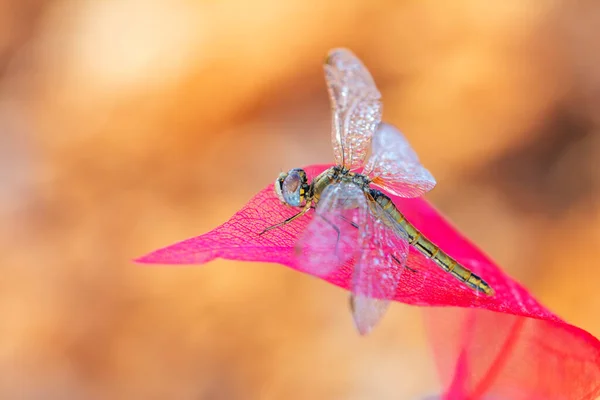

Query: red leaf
[137,164,600,399]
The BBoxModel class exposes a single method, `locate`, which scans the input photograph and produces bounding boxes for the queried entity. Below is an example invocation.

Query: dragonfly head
[274,168,309,207]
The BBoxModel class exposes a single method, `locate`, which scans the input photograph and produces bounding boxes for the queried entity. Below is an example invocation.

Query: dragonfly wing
[351,201,411,334]
[364,122,436,198]
[325,48,382,170]
[295,182,368,278]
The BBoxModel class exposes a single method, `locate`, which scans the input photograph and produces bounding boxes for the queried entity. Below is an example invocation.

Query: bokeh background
[1,1,599,399]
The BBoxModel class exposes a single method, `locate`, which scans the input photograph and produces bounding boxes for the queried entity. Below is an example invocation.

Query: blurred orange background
[1,1,599,399]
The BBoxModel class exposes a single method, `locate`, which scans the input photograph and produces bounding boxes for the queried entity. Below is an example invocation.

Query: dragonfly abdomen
[372,191,494,296]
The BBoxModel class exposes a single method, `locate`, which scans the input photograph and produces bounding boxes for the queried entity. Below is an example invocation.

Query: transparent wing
[324,48,382,170]
[364,122,436,198]
[350,200,411,335]
[295,182,368,278]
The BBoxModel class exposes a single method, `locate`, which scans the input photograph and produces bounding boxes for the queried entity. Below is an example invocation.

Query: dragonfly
[261,48,494,335]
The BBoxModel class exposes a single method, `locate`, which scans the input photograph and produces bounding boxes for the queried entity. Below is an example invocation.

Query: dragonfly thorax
[306,166,373,207]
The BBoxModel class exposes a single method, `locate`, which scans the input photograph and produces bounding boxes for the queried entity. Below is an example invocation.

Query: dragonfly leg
[391,254,417,273]
[338,215,417,274]
[259,202,312,235]
[339,214,359,229]
[316,214,342,256]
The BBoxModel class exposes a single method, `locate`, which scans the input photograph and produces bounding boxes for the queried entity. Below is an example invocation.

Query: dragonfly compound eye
[278,169,307,207]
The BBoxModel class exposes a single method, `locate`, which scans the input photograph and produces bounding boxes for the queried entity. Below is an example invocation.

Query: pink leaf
[136,164,600,399]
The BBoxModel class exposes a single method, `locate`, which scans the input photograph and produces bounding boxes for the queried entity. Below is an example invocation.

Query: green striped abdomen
[374,192,494,296]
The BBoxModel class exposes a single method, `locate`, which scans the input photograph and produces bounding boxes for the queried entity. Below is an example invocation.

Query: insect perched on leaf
[261,48,494,335]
